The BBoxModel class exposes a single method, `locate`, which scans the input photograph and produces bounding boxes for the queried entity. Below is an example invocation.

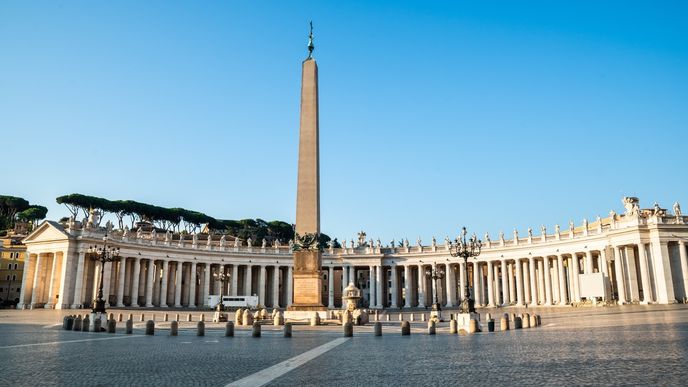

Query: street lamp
[213,267,229,311]
[425,266,445,313]
[449,227,482,314]
[88,234,121,315]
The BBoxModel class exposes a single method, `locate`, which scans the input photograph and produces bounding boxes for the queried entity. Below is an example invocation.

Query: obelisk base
[286,250,326,315]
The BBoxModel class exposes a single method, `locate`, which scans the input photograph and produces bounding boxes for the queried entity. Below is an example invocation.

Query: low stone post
[500,317,509,331]
[284,323,292,338]
[187,313,192,322]
[310,313,320,326]
[118,313,123,322]
[449,319,458,334]
[62,316,68,330]
[468,319,478,334]
[107,319,116,333]
[82,316,90,332]
[529,314,536,328]
[522,313,531,328]
[274,312,284,326]
[197,321,205,336]
[535,314,541,326]
[140,313,145,322]
[421,314,426,322]
[343,322,353,337]
[73,316,82,331]
[125,319,133,334]
[175,313,180,322]
[65,316,75,330]
[235,309,244,326]
[200,314,205,322]
[164,313,168,322]
[252,321,261,337]
[145,320,155,335]
[514,316,522,329]
[170,321,178,336]
[374,322,382,336]
[225,321,234,337]
[401,321,411,336]
[428,320,436,335]
[92,317,102,333]
[487,319,495,332]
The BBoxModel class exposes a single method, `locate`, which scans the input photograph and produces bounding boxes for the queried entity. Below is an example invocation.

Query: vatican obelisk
[287,23,326,314]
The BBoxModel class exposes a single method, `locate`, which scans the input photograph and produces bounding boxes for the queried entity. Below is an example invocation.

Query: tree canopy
[0,195,48,231]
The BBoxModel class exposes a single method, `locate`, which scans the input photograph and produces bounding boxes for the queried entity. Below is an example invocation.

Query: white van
[207,295,259,309]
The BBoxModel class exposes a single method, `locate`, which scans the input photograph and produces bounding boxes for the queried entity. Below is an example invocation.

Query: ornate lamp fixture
[213,267,230,311]
[425,266,445,313]
[449,227,482,314]
[88,234,121,314]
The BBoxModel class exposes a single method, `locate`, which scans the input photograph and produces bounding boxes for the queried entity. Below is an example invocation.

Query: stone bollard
[529,314,536,328]
[252,321,261,338]
[225,321,234,337]
[175,313,180,322]
[82,316,90,332]
[450,319,458,334]
[500,317,509,331]
[200,314,205,322]
[73,316,82,331]
[343,322,353,337]
[197,321,205,336]
[118,313,123,322]
[386,314,390,322]
[428,320,436,335]
[125,319,133,334]
[170,321,179,336]
[235,309,244,326]
[523,313,531,328]
[65,316,75,331]
[374,322,382,336]
[273,312,284,326]
[284,323,292,338]
[145,320,155,335]
[536,314,541,326]
[310,313,320,326]
[140,313,145,322]
[487,319,495,332]
[107,319,116,333]
[164,313,169,322]
[468,319,478,334]
[187,314,192,322]
[92,317,102,333]
[62,316,68,330]
[401,321,411,336]
[410,313,415,322]
[514,316,522,329]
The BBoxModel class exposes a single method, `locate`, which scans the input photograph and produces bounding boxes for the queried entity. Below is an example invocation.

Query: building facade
[1,237,26,306]
[17,198,688,310]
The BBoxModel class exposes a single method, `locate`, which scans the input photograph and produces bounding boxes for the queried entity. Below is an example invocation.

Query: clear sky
[2,1,687,244]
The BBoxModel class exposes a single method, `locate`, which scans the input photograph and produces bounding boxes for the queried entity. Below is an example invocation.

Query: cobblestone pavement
[1,305,687,386]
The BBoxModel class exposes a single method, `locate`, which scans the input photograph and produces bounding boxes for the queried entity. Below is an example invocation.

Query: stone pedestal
[456,312,481,334]
[288,250,324,309]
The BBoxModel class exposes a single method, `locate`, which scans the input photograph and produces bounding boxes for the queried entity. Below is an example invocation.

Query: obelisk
[289,22,325,311]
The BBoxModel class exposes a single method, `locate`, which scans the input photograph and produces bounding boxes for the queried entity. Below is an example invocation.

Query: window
[17,288,21,292]
[14,263,18,270]
[5,275,9,281]
[0,288,3,292]
[7,264,10,270]
[12,275,16,281]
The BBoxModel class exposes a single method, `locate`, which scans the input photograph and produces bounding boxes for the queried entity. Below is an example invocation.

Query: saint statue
[220,234,226,247]
[527,227,533,237]
[136,227,143,239]
[123,226,129,237]
[261,238,267,248]
[192,233,198,245]
[247,237,252,247]
[540,225,546,236]
[674,201,682,217]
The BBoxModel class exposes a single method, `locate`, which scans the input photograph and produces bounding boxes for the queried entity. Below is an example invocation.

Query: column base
[145,304,154,308]
[44,304,54,309]
[160,304,169,308]
[130,304,140,308]
[70,304,82,309]
[116,303,125,307]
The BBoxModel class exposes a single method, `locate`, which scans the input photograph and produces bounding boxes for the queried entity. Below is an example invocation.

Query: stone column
[188,262,197,308]
[202,263,210,306]
[231,265,238,296]
[544,257,552,305]
[537,259,545,303]
[368,265,376,307]
[571,253,581,302]
[71,252,86,308]
[637,243,653,303]
[551,259,560,303]
[417,265,425,308]
[515,259,524,306]
[459,262,466,303]
[173,262,182,307]
[245,265,253,296]
[599,250,610,300]
[327,266,334,308]
[473,262,482,306]
[286,266,293,306]
[585,250,594,274]
[272,266,280,308]
[30,254,43,306]
[376,265,383,308]
[649,241,675,304]
[342,265,349,291]
[679,241,688,301]
[522,261,530,304]
[557,255,567,305]
[116,258,127,307]
[160,260,169,307]
[501,260,509,306]
[390,265,398,308]
[258,265,266,306]
[404,265,412,308]
[508,262,515,304]
[45,254,58,308]
[493,262,501,306]
[445,264,454,307]
[130,258,141,307]
[613,246,627,304]
[528,257,538,306]
[145,260,155,307]
[486,261,495,307]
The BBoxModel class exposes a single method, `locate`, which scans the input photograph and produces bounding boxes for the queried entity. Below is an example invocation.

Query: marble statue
[105,220,113,233]
[261,238,267,248]
[274,238,281,247]
[220,234,226,247]
[122,226,129,237]
[527,227,533,237]
[207,234,212,246]
[247,237,252,247]
[192,233,198,245]
[165,230,172,242]
[569,220,574,231]
[288,239,294,249]
[431,236,437,249]
[151,229,157,240]
[674,201,682,217]
[583,218,589,229]
[357,231,367,247]
[540,225,546,236]
[499,231,505,241]
[444,236,451,250]
[389,239,395,249]
[136,227,143,239]
[234,237,241,247]
[416,237,422,247]
[484,232,490,242]
[403,239,409,248]
[342,239,347,249]
[513,228,519,239]
[596,215,601,224]
[623,196,641,216]
[376,238,381,248]
[555,224,560,234]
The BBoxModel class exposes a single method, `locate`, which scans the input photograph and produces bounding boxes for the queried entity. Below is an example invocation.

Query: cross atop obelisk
[289,22,324,311]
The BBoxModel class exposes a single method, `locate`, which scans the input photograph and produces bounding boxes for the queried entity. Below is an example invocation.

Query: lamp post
[213,266,229,311]
[425,266,445,314]
[449,227,482,314]
[88,234,121,315]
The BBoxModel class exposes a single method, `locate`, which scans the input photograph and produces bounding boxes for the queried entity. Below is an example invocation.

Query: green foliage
[0,195,47,231]
[17,206,48,222]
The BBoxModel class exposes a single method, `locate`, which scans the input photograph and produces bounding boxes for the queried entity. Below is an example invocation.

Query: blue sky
[2,1,687,243]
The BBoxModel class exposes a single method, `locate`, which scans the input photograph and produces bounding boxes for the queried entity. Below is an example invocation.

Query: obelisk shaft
[295,59,320,235]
